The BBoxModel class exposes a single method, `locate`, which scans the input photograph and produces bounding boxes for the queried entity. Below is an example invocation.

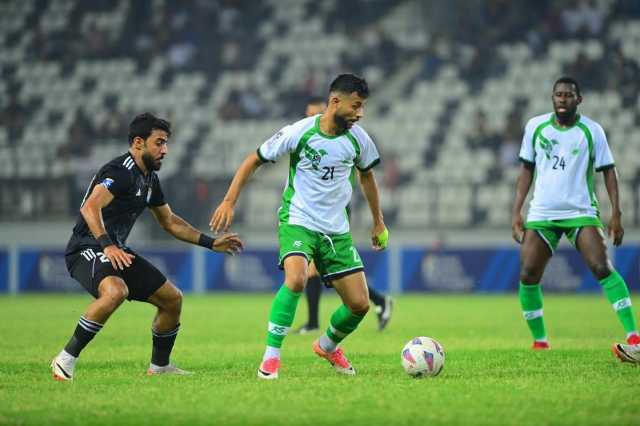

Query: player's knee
[285,273,308,292]
[164,283,183,315]
[590,263,612,280]
[348,299,370,316]
[101,285,128,306]
[520,265,542,284]
[171,288,183,315]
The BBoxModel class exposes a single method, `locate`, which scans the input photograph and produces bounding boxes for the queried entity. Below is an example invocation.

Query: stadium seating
[1,0,639,229]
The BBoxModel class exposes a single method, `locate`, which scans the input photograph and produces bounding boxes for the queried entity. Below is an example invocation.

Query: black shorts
[65,247,166,301]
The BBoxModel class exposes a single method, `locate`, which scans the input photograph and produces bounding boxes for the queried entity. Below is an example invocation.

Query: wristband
[198,233,215,250]
[97,234,114,250]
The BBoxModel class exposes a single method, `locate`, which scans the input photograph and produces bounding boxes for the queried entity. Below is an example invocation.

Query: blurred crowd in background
[1,0,640,235]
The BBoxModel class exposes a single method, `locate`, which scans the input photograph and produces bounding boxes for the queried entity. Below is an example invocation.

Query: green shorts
[525,216,603,253]
[278,223,364,283]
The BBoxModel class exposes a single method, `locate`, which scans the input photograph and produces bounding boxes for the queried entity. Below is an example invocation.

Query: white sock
[149,363,168,371]
[59,350,78,365]
[263,346,280,361]
[319,334,338,353]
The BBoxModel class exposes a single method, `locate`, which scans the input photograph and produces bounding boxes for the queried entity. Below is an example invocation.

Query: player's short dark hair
[307,96,326,105]
[128,113,171,145]
[553,76,581,96]
[329,74,369,98]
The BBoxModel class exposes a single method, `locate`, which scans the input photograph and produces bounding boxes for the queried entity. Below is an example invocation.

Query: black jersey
[65,152,166,255]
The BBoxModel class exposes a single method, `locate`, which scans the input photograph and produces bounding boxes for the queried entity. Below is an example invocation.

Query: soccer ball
[401,336,445,378]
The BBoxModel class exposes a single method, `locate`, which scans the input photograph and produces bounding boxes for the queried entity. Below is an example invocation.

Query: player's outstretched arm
[511,162,534,244]
[80,185,135,270]
[358,169,388,251]
[150,204,243,255]
[210,152,264,233]
[603,167,624,246]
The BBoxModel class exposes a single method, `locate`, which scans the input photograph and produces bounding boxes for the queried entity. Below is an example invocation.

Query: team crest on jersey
[537,133,559,159]
[303,146,328,170]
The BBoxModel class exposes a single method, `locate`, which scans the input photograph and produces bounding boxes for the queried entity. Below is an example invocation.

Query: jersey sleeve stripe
[519,156,535,166]
[357,158,380,172]
[256,147,272,163]
[123,157,135,169]
[596,163,615,172]
[530,118,553,162]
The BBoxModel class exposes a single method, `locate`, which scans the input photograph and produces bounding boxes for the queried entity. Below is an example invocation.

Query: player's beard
[333,114,349,133]
[142,151,161,171]
[554,105,578,125]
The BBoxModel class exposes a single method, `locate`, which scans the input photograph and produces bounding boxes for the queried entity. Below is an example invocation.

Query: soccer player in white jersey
[210,74,388,379]
[296,97,393,335]
[512,76,639,354]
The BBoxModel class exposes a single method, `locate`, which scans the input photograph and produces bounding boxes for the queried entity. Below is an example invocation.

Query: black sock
[305,277,323,328]
[368,285,385,307]
[151,324,180,367]
[64,316,104,357]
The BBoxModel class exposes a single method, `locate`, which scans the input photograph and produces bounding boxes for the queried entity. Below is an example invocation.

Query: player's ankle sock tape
[64,316,104,357]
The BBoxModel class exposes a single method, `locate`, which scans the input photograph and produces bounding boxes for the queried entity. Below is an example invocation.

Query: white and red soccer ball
[401,336,445,378]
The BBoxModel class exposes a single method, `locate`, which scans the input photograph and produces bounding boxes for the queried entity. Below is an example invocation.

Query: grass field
[0,293,638,425]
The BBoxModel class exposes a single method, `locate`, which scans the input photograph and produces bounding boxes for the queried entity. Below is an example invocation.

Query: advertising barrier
[2,245,638,293]
[15,248,193,293]
[401,247,607,292]
[0,249,8,293]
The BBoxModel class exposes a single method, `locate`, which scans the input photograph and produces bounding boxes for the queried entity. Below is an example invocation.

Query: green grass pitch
[0,293,638,425]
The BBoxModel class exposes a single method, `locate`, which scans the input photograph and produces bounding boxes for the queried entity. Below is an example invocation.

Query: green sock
[599,271,638,335]
[519,282,547,341]
[325,304,366,345]
[266,285,302,348]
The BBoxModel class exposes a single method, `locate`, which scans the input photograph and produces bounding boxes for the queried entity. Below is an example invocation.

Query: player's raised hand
[608,214,624,246]
[103,245,135,270]
[371,223,389,251]
[210,200,235,233]
[212,232,244,255]
[511,213,524,244]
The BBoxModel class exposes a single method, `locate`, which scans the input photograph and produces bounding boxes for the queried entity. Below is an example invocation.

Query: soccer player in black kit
[51,113,243,381]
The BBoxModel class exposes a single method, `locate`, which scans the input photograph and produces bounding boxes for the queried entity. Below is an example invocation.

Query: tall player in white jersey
[512,77,639,356]
[210,74,389,379]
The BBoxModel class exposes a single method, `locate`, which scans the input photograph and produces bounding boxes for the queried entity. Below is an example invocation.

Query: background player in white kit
[210,74,389,379]
[511,77,639,354]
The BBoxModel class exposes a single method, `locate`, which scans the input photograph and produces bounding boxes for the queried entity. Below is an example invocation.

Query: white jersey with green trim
[519,112,614,221]
[257,115,380,234]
